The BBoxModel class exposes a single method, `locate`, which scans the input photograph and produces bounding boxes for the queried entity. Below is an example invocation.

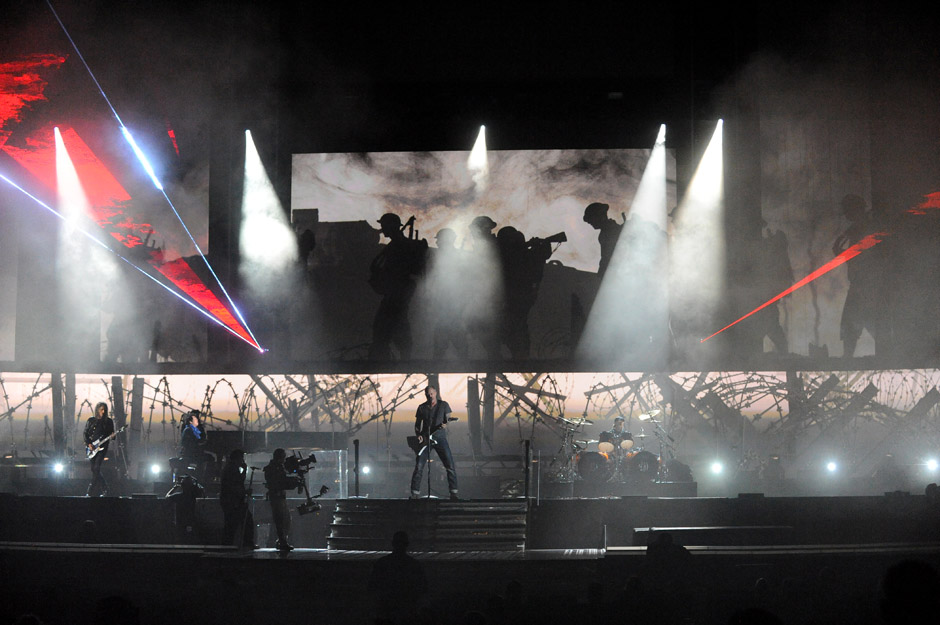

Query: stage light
[926,459,938,472]
[361,465,372,475]
[577,123,670,364]
[468,125,487,170]
[655,123,666,146]
[670,120,724,344]
[150,463,162,475]
[54,126,91,229]
[240,130,298,303]
[826,461,838,473]
[53,462,64,474]
[468,125,488,188]
[710,461,724,475]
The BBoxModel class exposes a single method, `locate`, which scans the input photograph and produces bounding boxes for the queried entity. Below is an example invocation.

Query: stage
[3,491,939,624]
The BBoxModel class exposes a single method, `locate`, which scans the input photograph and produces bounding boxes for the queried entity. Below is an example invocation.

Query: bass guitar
[86,426,126,459]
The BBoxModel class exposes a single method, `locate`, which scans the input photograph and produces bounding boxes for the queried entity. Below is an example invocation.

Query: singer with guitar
[409,384,459,500]
[83,402,115,497]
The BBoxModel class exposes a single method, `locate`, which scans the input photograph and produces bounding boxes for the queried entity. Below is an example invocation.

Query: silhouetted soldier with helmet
[583,202,623,278]
[368,213,428,360]
[496,225,554,359]
[469,215,498,247]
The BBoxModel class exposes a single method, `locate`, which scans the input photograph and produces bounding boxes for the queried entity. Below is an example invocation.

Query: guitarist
[83,402,114,497]
[409,385,459,500]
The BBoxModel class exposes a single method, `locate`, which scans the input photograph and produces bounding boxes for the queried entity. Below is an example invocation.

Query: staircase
[328,499,529,551]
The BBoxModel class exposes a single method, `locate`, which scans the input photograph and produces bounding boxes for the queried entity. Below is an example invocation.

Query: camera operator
[263,448,302,551]
[220,449,256,549]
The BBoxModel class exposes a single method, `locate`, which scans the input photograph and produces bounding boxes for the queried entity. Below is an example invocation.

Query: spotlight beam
[0,171,262,349]
[468,125,487,171]
[700,232,889,343]
[44,0,262,351]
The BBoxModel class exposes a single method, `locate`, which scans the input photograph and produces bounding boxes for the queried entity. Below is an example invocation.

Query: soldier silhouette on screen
[368,213,428,360]
[832,194,883,358]
[469,215,498,248]
[430,228,470,359]
[583,202,623,278]
[496,226,553,359]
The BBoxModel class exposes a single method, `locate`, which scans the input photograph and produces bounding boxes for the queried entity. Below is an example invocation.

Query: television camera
[284,451,330,516]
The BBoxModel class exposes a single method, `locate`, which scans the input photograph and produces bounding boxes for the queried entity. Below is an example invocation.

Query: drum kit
[554,409,670,485]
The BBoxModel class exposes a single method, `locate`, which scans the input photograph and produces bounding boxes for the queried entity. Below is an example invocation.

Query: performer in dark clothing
[264,448,302,551]
[179,410,207,459]
[178,410,212,479]
[410,385,459,499]
[83,402,115,497]
[599,416,633,450]
[220,449,256,549]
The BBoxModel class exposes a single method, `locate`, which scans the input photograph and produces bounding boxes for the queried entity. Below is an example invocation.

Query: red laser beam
[165,120,180,158]
[907,191,940,215]
[700,232,890,343]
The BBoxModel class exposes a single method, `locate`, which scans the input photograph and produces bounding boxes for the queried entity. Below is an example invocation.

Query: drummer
[599,416,634,454]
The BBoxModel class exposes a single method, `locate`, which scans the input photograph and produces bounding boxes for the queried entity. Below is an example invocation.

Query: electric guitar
[406,416,459,455]
[86,426,126,459]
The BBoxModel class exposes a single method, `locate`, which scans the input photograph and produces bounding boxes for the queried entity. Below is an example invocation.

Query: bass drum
[625,450,659,482]
[576,451,612,483]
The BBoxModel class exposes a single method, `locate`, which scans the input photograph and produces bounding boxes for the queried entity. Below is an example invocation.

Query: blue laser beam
[120,127,163,190]
[0,171,262,349]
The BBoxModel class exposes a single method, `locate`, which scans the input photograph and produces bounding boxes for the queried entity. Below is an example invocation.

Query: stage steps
[328,499,529,551]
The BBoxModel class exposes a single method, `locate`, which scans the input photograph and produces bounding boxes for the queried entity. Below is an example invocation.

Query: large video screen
[290,149,678,368]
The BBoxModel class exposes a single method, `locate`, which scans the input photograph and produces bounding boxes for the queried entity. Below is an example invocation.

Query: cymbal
[638,409,662,421]
[560,416,593,426]
[575,439,598,445]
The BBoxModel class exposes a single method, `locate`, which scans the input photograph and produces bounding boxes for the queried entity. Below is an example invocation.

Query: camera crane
[284,451,330,515]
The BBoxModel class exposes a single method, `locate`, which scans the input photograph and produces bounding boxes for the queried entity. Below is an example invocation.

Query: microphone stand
[424,404,433,499]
